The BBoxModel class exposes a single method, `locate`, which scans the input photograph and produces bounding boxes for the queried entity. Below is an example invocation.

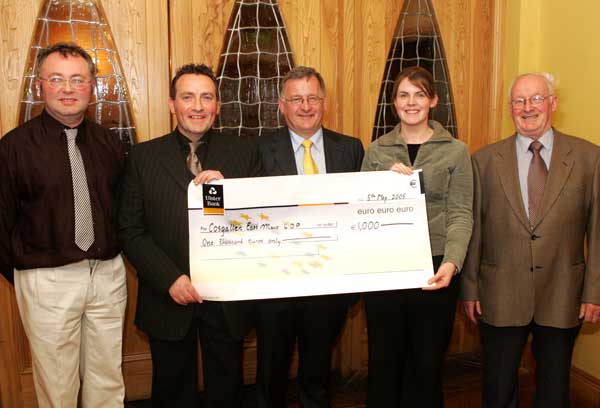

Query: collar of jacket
[377,120,453,147]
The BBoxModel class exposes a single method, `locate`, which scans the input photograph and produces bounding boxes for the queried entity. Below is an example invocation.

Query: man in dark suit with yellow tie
[119,64,263,407]
[461,72,600,408]
[255,66,364,408]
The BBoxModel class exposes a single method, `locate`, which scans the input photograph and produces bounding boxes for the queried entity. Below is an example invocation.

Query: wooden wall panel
[319,1,340,131]
[170,0,194,71]
[0,0,504,404]
[144,0,172,139]
[489,0,507,150]
[340,0,356,138]
[0,0,42,132]
[169,0,235,75]
[102,0,171,142]
[0,280,25,408]
[433,0,502,151]
[196,0,235,71]
[436,0,471,142]
[467,0,496,152]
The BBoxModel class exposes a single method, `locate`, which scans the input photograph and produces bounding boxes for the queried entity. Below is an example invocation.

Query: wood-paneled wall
[0,1,504,405]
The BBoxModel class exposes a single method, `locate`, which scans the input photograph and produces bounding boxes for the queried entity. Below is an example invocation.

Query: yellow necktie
[302,140,318,174]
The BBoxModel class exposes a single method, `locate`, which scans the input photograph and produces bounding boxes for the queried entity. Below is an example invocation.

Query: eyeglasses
[510,94,553,110]
[284,95,323,106]
[38,76,92,90]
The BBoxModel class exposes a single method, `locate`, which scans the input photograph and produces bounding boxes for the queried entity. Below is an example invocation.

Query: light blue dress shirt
[289,128,326,175]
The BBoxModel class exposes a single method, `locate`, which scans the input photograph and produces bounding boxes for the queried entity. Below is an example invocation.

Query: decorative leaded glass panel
[216,0,294,137]
[19,0,136,147]
[373,0,456,140]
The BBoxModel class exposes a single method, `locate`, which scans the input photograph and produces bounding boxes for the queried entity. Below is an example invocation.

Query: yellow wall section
[503,0,600,378]
[500,0,521,137]
[539,2,600,145]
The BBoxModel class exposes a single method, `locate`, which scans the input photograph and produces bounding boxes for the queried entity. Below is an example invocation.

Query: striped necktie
[65,128,95,251]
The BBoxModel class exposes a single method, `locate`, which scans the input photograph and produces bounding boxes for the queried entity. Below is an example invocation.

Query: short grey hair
[279,66,326,99]
[509,72,555,96]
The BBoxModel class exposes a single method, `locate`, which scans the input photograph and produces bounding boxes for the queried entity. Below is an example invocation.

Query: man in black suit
[256,66,364,408]
[119,64,263,407]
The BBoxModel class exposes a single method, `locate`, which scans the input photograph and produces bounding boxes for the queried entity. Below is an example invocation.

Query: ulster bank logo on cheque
[202,185,224,215]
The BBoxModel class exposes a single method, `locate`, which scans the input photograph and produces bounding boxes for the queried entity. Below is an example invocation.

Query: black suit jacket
[259,127,364,176]
[119,129,264,341]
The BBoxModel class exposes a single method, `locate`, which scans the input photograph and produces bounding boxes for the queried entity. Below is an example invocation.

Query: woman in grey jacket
[361,66,473,407]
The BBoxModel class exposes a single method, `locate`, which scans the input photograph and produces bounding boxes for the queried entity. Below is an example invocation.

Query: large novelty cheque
[188,170,433,301]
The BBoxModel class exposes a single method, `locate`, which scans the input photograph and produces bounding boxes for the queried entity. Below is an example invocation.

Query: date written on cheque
[365,193,406,202]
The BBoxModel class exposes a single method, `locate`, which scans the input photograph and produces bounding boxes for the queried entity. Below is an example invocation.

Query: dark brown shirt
[0,110,124,282]
[174,127,211,170]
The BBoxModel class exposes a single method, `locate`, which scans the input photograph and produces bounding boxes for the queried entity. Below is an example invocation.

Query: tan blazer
[461,130,600,328]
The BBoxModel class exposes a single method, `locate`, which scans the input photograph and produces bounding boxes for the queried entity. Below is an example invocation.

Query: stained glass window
[216,0,294,138]
[373,0,456,140]
[19,0,136,147]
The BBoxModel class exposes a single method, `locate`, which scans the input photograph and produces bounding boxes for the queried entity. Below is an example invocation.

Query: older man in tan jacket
[461,72,600,408]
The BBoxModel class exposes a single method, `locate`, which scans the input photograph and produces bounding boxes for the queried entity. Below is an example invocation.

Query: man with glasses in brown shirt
[0,42,126,407]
